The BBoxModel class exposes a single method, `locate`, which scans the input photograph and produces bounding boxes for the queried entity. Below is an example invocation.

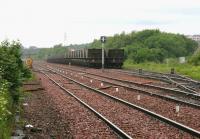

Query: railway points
[30,63,199,137]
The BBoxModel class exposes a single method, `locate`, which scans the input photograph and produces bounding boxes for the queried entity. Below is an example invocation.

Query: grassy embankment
[123,59,200,80]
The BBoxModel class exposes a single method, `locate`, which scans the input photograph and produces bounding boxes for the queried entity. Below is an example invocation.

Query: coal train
[47,48,124,68]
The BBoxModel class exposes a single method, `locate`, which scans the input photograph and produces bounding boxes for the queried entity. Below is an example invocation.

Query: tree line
[23,29,199,65]
[90,29,198,63]
[22,43,90,59]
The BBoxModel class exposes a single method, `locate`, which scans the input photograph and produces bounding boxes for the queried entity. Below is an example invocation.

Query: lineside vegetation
[91,29,198,63]
[0,40,31,138]
[23,29,200,79]
[90,29,200,79]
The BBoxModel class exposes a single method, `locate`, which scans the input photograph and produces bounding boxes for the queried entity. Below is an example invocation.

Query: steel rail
[115,69,200,91]
[115,69,191,83]
[40,70,133,139]
[117,69,195,82]
[101,69,200,94]
[47,64,200,99]
[82,74,200,108]
[44,64,200,107]
[43,66,200,138]
[163,75,199,94]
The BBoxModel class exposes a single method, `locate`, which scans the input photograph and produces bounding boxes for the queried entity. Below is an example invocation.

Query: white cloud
[0,0,199,47]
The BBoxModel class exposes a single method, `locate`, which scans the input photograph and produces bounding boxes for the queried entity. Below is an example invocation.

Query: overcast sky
[0,0,200,48]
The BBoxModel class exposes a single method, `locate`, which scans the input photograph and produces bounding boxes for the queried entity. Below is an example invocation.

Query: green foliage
[0,82,12,121]
[23,43,90,60]
[189,48,200,66]
[90,31,135,49]
[0,40,31,138]
[123,59,200,80]
[0,81,12,138]
[24,29,198,63]
[0,40,31,92]
[90,29,198,63]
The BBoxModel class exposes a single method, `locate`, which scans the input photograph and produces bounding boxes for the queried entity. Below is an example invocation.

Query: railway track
[44,63,200,108]
[45,61,200,90]
[114,69,200,94]
[43,64,200,130]
[35,69,120,138]
[40,70,131,139]
[47,62,200,94]
[82,74,200,106]
[35,64,200,138]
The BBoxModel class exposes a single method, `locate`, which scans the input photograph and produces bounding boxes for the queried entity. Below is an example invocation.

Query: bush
[0,40,31,138]
[0,40,31,98]
[189,50,200,66]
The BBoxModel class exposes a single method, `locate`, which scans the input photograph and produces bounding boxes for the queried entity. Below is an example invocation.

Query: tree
[90,29,198,63]
[189,49,200,66]
[0,40,31,101]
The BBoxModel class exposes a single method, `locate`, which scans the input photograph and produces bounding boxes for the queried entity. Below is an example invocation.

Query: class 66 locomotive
[47,48,125,68]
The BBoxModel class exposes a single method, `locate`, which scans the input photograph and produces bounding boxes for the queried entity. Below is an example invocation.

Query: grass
[0,88,32,139]
[0,71,33,139]
[0,120,13,139]
[123,59,200,81]
[0,82,13,139]
[29,72,37,81]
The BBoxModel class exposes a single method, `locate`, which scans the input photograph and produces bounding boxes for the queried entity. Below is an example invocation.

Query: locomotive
[47,48,124,68]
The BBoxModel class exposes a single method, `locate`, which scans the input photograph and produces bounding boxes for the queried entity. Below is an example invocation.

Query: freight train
[47,48,124,68]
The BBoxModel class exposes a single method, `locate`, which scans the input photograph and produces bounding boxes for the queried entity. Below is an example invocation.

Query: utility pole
[100,36,106,72]
[102,43,104,70]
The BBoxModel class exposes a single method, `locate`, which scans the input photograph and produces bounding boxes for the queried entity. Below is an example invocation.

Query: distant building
[186,35,200,42]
